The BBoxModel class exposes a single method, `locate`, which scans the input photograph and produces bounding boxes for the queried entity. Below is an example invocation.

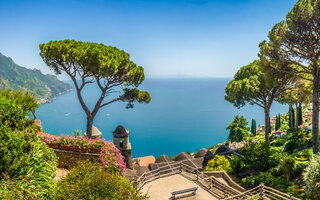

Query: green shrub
[0,97,32,130]
[280,155,295,181]
[295,161,308,177]
[271,138,286,147]
[0,127,57,199]
[242,172,293,192]
[241,140,273,171]
[283,140,300,152]
[303,154,320,199]
[54,161,146,200]
[205,155,232,173]
[0,89,39,119]
[228,154,243,176]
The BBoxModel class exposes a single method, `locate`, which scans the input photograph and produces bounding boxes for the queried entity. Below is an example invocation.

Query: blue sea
[36,78,288,158]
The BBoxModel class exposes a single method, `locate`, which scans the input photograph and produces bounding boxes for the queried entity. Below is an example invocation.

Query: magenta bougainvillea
[37,132,126,175]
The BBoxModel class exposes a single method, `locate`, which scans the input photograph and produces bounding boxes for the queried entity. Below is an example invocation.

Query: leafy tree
[303,154,320,199]
[259,0,320,153]
[205,155,232,173]
[226,115,249,142]
[251,119,257,136]
[39,40,151,138]
[278,79,311,129]
[0,89,39,119]
[225,60,293,143]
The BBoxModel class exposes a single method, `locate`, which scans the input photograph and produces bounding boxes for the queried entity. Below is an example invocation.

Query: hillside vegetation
[0,53,71,102]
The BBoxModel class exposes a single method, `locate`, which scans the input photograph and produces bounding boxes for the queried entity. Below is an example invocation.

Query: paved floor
[54,168,69,182]
[141,174,218,200]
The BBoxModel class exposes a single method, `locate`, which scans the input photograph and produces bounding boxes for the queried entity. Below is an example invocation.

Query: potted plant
[74,137,89,153]
[60,135,74,151]
[38,132,60,149]
[89,139,105,153]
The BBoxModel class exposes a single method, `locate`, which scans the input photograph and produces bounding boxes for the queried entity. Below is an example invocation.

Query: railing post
[259,183,264,200]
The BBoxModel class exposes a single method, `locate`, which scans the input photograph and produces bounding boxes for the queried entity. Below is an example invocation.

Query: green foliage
[275,114,281,131]
[284,140,300,153]
[297,105,303,126]
[0,97,33,130]
[225,59,294,143]
[0,53,71,100]
[54,161,146,200]
[251,119,256,136]
[0,127,57,199]
[242,172,294,193]
[205,155,232,173]
[72,129,83,137]
[226,115,249,142]
[39,40,150,138]
[259,0,320,153]
[288,106,295,129]
[303,154,320,199]
[0,89,39,118]
[280,155,295,181]
[228,154,243,176]
[241,140,275,171]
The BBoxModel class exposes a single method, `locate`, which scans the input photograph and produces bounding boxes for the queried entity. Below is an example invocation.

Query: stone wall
[53,149,99,169]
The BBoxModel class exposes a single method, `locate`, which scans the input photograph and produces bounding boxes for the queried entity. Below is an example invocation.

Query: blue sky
[0,0,296,78]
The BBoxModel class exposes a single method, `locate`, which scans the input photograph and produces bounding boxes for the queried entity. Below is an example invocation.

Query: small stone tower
[113,125,133,169]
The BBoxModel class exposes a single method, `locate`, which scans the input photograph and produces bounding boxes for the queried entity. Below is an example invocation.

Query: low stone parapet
[53,149,99,169]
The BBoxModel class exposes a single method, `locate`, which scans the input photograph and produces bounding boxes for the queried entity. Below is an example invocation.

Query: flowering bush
[100,141,126,175]
[37,132,126,175]
[37,132,60,144]
[274,131,283,134]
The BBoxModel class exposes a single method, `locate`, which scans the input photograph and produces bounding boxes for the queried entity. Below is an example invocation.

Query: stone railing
[53,149,99,169]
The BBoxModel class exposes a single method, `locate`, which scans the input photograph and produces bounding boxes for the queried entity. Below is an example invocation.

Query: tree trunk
[86,115,93,138]
[264,107,271,144]
[312,72,320,154]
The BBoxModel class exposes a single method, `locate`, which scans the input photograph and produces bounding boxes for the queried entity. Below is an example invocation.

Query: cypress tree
[289,107,292,129]
[275,115,279,131]
[298,105,303,126]
[291,107,295,129]
[251,119,256,136]
[278,114,281,129]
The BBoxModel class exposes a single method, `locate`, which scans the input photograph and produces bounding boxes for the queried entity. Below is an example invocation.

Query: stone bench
[171,187,198,199]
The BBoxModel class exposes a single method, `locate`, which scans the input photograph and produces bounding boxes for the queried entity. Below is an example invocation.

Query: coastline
[38,88,73,104]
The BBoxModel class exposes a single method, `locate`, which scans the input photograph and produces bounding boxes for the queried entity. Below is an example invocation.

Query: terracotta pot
[80,148,88,153]
[60,145,73,151]
[48,143,59,149]
[89,148,100,153]
[74,147,82,152]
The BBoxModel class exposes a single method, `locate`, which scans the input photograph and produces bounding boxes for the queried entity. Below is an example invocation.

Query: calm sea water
[36,78,288,158]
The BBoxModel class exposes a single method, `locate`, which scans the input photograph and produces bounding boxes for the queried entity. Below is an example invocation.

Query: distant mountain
[0,52,72,103]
